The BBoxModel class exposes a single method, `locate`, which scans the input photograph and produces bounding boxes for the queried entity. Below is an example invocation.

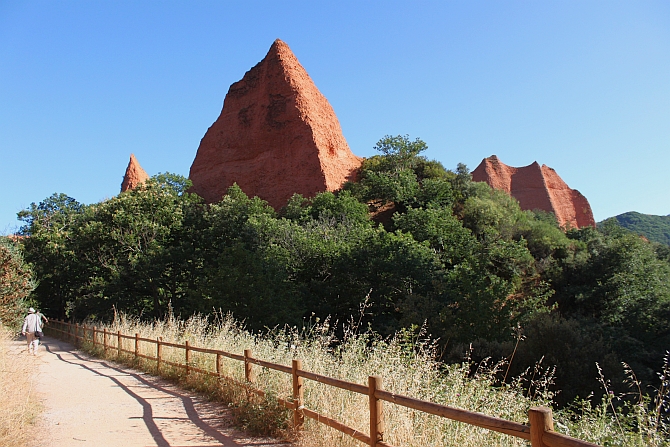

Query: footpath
[11,336,289,447]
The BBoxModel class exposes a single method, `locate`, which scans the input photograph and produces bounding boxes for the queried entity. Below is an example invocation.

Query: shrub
[0,237,34,329]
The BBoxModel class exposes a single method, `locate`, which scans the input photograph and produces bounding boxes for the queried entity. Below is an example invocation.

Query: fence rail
[46,319,600,447]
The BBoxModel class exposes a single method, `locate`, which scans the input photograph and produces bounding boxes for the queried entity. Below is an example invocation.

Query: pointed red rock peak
[188,39,362,209]
[472,155,595,228]
[120,154,150,192]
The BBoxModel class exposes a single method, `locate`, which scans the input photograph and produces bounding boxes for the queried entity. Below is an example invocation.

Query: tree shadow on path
[42,338,286,447]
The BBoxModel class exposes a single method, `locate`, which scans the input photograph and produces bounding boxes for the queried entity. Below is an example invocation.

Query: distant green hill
[602,212,670,246]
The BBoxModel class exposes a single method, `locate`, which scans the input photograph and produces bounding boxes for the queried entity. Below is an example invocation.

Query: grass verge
[0,326,41,447]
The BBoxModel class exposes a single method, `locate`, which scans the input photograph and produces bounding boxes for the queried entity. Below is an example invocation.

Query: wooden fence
[47,319,599,447]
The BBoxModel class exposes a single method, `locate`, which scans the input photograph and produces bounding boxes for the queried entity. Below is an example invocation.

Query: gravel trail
[13,336,289,447]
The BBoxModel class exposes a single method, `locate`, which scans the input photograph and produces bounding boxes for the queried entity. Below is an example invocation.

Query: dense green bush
[0,237,34,328]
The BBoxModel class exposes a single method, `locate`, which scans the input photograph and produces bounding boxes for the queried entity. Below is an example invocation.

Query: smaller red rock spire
[121,154,150,192]
[472,155,595,228]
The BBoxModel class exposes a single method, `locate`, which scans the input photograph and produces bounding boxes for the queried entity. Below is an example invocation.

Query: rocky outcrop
[188,39,362,209]
[120,154,150,192]
[472,155,595,228]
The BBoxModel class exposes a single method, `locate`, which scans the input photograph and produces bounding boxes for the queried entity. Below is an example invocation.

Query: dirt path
[12,336,289,447]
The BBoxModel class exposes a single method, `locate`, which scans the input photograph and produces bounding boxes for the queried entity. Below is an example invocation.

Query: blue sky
[1,1,668,233]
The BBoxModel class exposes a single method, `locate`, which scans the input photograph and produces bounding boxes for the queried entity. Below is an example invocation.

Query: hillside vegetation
[602,211,670,246]
[16,136,670,416]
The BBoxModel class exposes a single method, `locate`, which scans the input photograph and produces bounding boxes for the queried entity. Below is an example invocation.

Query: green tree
[282,190,370,226]
[18,193,84,318]
[347,135,435,207]
[72,173,203,319]
[373,134,428,171]
[0,237,34,327]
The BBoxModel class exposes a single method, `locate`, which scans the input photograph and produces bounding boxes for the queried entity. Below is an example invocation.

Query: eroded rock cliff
[120,154,150,192]
[188,39,362,209]
[472,155,595,228]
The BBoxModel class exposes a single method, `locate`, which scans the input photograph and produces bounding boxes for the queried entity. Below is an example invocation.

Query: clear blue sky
[1,1,669,233]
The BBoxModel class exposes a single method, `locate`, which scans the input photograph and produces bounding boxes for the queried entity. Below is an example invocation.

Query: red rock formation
[471,155,595,228]
[188,39,362,209]
[120,154,150,192]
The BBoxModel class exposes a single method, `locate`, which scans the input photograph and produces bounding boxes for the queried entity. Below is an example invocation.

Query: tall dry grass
[0,326,40,447]
[77,313,668,447]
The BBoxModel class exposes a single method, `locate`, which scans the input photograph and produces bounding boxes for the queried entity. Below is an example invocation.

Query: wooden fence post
[368,375,385,447]
[216,353,222,380]
[135,333,139,359]
[157,337,162,373]
[529,406,554,447]
[75,323,80,346]
[117,330,122,357]
[185,340,191,376]
[292,359,304,429]
[103,328,108,352]
[244,349,254,383]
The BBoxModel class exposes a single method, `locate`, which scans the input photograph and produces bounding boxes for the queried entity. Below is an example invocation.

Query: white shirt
[22,313,41,333]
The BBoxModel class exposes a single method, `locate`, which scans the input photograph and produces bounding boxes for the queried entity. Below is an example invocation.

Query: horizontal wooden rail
[303,407,371,444]
[376,389,530,440]
[46,319,601,447]
[298,369,369,395]
[544,430,598,447]
[161,358,186,369]
[158,340,184,349]
[187,344,243,359]
[247,357,292,374]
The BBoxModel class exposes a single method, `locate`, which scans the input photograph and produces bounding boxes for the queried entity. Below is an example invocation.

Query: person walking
[21,307,44,355]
